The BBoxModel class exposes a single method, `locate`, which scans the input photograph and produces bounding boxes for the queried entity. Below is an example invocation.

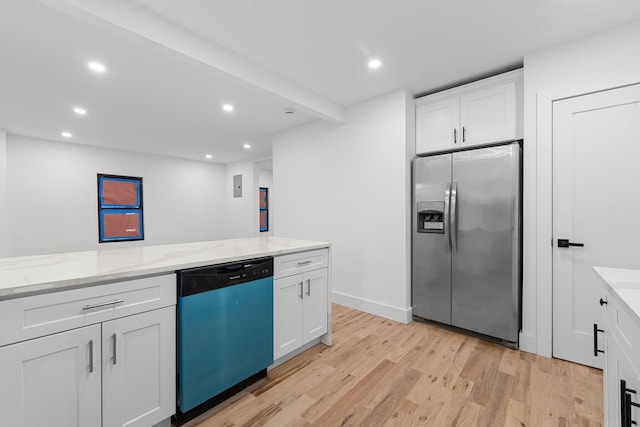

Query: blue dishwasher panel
[178,276,273,412]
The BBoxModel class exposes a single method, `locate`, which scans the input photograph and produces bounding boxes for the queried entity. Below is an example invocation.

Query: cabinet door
[459,81,516,147]
[102,306,176,427]
[274,275,304,360]
[302,268,328,343]
[0,325,102,427]
[606,332,640,427]
[416,97,459,154]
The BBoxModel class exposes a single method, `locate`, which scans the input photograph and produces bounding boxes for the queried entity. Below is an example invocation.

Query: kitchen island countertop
[0,237,330,300]
[593,266,640,324]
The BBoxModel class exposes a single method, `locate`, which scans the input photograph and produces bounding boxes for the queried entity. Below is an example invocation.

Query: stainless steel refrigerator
[412,142,521,344]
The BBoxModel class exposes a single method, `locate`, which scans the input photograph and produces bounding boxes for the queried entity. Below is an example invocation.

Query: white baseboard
[518,331,537,354]
[332,291,412,324]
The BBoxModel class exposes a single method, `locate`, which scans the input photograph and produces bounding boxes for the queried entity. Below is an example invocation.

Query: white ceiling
[1,0,640,164]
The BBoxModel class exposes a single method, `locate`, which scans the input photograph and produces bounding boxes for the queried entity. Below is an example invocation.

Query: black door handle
[558,239,584,248]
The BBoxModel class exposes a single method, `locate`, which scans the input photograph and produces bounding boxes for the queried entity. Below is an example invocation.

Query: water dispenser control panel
[417,201,445,233]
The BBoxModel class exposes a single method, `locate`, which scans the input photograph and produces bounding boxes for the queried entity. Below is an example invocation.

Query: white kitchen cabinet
[102,306,176,427]
[599,282,640,427]
[273,249,329,361]
[274,274,305,358]
[0,324,102,427]
[415,97,460,153]
[0,274,176,427]
[415,69,522,155]
[302,267,328,343]
[604,330,640,427]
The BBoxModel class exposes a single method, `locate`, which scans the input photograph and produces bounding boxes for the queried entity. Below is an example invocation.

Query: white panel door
[102,306,176,427]
[416,97,459,154]
[459,81,516,147]
[274,274,304,360]
[0,324,101,427]
[552,83,640,368]
[302,268,328,343]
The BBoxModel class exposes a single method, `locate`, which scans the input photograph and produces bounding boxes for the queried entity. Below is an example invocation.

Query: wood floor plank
[193,304,603,427]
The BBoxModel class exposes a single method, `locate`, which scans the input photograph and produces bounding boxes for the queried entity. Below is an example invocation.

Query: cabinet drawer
[0,274,176,347]
[274,249,328,279]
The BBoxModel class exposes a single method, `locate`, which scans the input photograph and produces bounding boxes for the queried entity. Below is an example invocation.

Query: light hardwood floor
[193,304,603,426]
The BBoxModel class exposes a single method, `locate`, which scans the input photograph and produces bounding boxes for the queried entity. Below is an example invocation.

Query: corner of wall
[0,129,8,257]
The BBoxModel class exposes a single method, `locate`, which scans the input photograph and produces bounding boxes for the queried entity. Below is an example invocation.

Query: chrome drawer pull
[112,334,117,365]
[82,299,124,311]
[297,260,313,266]
[88,340,94,373]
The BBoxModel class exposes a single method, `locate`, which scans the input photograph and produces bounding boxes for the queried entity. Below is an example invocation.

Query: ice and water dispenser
[417,201,445,233]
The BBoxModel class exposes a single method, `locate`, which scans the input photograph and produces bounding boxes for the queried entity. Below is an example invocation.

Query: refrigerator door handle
[450,181,458,252]
[444,182,452,250]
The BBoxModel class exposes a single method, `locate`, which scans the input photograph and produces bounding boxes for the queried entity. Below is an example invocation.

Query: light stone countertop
[593,266,640,323]
[0,237,330,300]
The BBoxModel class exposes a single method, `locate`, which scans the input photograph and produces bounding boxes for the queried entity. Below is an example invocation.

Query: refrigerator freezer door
[450,143,520,342]
[412,154,452,324]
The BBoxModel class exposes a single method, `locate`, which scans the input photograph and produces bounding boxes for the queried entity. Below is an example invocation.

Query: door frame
[534,81,639,357]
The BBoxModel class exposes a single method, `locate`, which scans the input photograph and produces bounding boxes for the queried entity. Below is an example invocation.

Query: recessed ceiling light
[61,132,72,138]
[243,143,251,149]
[368,58,382,69]
[88,62,106,73]
[205,154,213,159]
[222,104,234,112]
[73,107,87,115]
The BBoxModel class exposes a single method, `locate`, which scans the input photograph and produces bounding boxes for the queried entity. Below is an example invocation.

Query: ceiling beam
[36,0,346,124]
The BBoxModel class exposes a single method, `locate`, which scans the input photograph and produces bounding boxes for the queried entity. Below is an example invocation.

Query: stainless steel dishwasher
[175,257,273,425]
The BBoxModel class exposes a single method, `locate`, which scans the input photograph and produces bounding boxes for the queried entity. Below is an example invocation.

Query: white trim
[332,291,412,324]
[518,331,537,354]
[535,92,554,358]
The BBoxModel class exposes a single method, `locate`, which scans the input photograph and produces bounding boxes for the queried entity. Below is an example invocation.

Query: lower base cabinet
[103,306,176,427]
[0,324,102,427]
[600,283,640,427]
[0,306,175,427]
[273,250,328,361]
[604,331,640,427]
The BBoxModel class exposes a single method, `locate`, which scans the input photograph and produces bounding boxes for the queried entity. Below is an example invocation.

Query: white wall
[521,20,640,354]
[273,90,414,323]
[0,130,8,257]
[5,134,228,256]
[259,168,273,236]
[224,160,260,238]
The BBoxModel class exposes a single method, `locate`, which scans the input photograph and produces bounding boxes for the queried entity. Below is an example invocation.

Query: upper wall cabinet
[415,69,523,155]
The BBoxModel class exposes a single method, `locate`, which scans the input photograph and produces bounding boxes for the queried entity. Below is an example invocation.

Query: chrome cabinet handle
[462,126,466,143]
[82,299,124,311]
[306,278,311,296]
[453,128,457,144]
[297,260,312,266]
[299,281,303,299]
[88,340,94,373]
[111,334,117,365]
